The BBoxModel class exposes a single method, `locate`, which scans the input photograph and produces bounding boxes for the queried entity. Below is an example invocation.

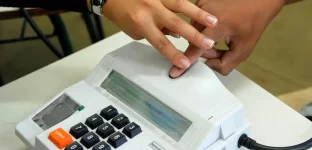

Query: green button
[78,105,85,111]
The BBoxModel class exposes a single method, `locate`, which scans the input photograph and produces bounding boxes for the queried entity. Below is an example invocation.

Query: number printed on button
[80,132,100,148]
[70,145,77,149]
[117,117,123,121]
[114,135,120,140]
[99,145,105,149]
[65,141,83,150]
[129,125,135,130]
[107,132,127,148]
[122,122,142,138]
[87,134,93,140]
[93,141,111,150]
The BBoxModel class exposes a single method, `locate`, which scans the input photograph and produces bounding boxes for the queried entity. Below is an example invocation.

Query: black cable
[238,134,312,150]
[19,8,63,59]
[306,116,312,121]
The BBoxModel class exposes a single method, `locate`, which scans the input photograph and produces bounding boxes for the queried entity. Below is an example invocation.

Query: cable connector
[238,134,312,150]
[238,134,257,149]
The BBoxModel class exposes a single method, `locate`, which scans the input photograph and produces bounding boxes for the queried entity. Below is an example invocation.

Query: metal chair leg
[94,15,105,39]
[49,14,74,56]
[82,13,105,43]
[82,13,100,43]
[20,8,63,58]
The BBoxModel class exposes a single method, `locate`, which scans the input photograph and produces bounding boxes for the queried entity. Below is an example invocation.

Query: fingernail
[169,67,181,78]
[203,38,215,48]
[180,58,190,68]
[169,32,180,38]
[206,16,218,26]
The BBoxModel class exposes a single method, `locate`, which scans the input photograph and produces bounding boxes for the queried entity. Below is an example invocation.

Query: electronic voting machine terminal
[16,42,250,150]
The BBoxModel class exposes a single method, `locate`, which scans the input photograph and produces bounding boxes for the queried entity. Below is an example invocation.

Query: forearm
[0,0,90,12]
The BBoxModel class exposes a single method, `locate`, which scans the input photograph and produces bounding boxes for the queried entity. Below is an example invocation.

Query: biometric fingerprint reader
[16,42,250,150]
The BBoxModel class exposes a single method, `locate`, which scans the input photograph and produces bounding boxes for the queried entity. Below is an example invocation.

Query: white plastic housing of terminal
[16,42,250,150]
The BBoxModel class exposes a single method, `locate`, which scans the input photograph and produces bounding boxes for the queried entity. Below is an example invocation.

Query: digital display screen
[101,70,192,141]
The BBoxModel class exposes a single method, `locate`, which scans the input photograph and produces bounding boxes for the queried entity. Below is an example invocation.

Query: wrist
[102,0,112,17]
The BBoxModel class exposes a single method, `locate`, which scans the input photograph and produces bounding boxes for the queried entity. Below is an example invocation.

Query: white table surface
[0,32,311,150]
[0,7,35,13]
[0,7,31,12]
[0,7,18,12]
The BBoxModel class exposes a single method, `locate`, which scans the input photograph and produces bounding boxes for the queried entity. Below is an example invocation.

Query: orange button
[48,128,73,149]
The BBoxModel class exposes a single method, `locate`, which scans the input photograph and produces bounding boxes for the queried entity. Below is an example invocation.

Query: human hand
[102,0,218,69]
[169,0,285,77]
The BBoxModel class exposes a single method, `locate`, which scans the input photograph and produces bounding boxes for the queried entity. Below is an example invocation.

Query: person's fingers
[169,32,181,38]
[188,20,207,45]
[204,58,222,72]
[169,26,225,78]
[125,32,144,40]
[161,28,180,38]
[168,47,223,78]
[161,0,218,27]
[143,23,191,69]
[225,36,231,46]
[191,20,206,32]
[201,25,229,41]
[169,44,204,78]
[201,48,224,59]
[194,0,200,6]
[190,19,196,26]
[205,42,250,75]
[161,28,171,35]
[159,9,215,50]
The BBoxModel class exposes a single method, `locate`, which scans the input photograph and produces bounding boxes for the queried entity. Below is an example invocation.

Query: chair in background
[0,8,106,86]
[82,13,105,43]
[0,8,74,58]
